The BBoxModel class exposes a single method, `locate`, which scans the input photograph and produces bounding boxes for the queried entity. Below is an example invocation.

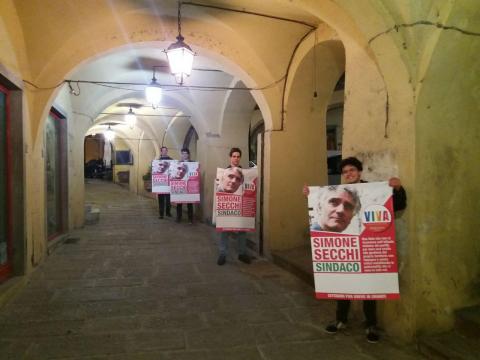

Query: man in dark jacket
[158,146,172,219]
[216,148,251,266]
[175,148,194,224]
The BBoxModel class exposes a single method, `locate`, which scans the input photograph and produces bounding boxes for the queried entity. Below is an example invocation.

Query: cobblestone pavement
[0,181,424,359]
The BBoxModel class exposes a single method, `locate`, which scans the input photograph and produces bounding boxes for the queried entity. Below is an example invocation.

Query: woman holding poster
[303,156,406,343]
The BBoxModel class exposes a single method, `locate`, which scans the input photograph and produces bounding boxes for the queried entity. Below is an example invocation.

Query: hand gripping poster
[307,182,399,300]
[214,167,257,232]
[151,159,173,194]
[169,161,200,203]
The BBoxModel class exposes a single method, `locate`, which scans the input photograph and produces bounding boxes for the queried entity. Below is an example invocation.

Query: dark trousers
[336,300,377,327]
[176,203,193,222]
[157,194,171,217]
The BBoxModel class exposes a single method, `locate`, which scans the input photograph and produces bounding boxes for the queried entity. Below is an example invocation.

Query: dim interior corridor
[0,181,423,359]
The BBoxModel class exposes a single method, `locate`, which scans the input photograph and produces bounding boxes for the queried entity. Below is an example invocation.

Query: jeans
[336,300,377,327]
[176,203,193,222]
[218,231,247,256]
[157,194,171,217]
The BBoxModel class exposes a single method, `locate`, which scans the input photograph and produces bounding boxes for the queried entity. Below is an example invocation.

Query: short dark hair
[161,146,168,151]
[229,147,242,157]
[340,157,363,172]
[181,148,190,154]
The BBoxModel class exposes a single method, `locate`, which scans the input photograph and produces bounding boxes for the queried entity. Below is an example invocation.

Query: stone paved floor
[0,180,424,359]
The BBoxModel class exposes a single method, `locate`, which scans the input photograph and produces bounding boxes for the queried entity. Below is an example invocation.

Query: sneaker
[366,326,380,343]
[238,254,251,264]
[325,321,347,334]
[217,255,226,266]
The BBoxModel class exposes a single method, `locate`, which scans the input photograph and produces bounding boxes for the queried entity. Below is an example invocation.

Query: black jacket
[360,180,407,212]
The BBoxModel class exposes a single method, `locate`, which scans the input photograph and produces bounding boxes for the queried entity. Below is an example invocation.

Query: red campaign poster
[213,167,257,232]
[151,160,173,194]
[307,182,400,300]
[169,161,200,203]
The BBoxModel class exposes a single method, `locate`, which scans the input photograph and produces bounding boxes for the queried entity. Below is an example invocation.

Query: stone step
[455,305,480,339]
[271,245,314,287]
[418,331,480,360]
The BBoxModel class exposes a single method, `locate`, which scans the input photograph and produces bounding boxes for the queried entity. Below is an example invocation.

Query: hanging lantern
[145,75,162,106]
[104,126,115,141]
[165,2,195,85]
[166,35,194,85]
[125,107,137,128]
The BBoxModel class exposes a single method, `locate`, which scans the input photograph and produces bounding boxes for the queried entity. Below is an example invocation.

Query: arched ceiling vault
[19,1,325,143]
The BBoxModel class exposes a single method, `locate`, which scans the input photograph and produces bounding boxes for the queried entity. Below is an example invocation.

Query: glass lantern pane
[145,86,162,105]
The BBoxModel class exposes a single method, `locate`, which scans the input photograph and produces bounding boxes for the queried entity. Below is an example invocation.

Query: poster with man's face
[307,182,399,301]
[152,159,173,194]
[213,167,257,231]
[169,161,200,203]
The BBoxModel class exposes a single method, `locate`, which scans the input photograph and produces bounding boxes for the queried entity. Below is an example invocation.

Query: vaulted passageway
[2,0,480,346]
[0,180,423,358]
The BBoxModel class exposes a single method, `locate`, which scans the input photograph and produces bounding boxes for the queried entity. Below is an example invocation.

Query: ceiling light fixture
[165,1,195,85]
[145,68,163,107]
[125,107,137,128]
[104,125,115,141]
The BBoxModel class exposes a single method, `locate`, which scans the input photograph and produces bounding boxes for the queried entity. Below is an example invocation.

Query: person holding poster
[157,146,172,219]
[216,148,251,266]
[303,156,406,343]
[175,148,195,224]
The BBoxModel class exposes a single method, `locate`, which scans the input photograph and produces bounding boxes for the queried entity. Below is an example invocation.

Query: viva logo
[362,205,392,232]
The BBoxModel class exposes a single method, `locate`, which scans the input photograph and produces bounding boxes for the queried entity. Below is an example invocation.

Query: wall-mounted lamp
[165,1,195,85]
[104,126,115,141]
[125,107,137,129]
[145,69,163,107]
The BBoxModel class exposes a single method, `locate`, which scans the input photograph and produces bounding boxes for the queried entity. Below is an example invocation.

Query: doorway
[0,85,12,282]
[45,109,68,240]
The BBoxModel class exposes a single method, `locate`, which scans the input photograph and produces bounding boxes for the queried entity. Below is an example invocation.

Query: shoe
[366,326,380,343]
[217,255,226,266]
[325,321,347,334]
[166,213,172,217]
[175,218,181,223]
[159,215,164,219]
[238,254,251,264]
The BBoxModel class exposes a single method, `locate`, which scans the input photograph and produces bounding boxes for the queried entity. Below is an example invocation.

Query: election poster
[214,167,257,232]
[169,161,200,203]
[151,159,172,194]
[307,182,399,300]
